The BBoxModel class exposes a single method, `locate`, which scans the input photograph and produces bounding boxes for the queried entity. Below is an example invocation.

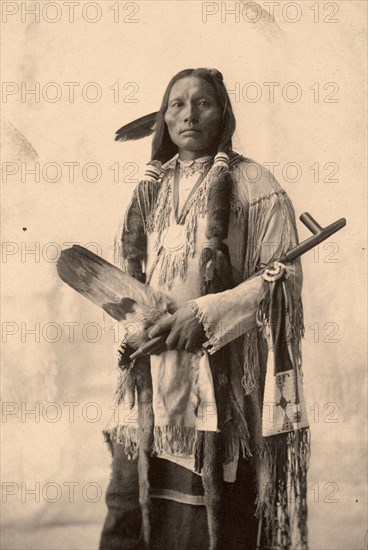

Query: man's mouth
[180,128,201,134]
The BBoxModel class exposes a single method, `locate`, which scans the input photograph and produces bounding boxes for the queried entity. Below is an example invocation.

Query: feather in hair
[115,112,158,142]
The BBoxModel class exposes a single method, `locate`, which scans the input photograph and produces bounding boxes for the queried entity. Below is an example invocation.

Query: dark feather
[115,112,158,142]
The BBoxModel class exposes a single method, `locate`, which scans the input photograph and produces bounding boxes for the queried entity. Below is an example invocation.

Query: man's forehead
[168,76,217,98]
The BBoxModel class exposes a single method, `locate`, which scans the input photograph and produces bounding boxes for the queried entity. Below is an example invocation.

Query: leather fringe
[242,328,261,395]
[256,428,310,550]
[153,425,197,456]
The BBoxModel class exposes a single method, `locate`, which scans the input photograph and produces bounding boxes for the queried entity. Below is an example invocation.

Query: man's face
[164,76,223,159]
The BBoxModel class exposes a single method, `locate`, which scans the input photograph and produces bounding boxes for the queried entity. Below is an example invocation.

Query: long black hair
[151,68,236,163]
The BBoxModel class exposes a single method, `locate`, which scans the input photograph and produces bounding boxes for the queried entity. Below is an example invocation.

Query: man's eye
[171,102,182,108]
[198,100,210,107]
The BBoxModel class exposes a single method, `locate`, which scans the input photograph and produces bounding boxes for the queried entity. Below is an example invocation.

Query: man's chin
[177,138,210,151]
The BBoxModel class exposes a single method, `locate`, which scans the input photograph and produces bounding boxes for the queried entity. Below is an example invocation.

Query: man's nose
[183,103,199,123]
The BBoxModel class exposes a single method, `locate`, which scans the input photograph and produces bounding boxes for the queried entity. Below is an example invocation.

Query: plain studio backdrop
[1,1,366,549]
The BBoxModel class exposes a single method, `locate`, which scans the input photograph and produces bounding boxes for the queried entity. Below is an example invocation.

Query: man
[101,68,309,550]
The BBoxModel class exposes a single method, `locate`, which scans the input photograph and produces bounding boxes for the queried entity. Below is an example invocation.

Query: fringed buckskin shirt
[106,152,309,549]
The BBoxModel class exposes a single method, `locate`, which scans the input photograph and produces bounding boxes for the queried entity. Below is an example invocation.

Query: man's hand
[148,305,206,353]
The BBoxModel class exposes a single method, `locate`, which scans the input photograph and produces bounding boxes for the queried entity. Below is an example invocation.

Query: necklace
[177,156,213,178]
[146,161,212,284]
[173,160,211,223]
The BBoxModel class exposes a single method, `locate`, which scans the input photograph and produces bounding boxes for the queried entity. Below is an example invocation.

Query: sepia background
[1,1,367,548]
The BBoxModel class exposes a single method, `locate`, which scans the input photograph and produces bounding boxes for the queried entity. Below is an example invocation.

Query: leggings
[99,443,261,550]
